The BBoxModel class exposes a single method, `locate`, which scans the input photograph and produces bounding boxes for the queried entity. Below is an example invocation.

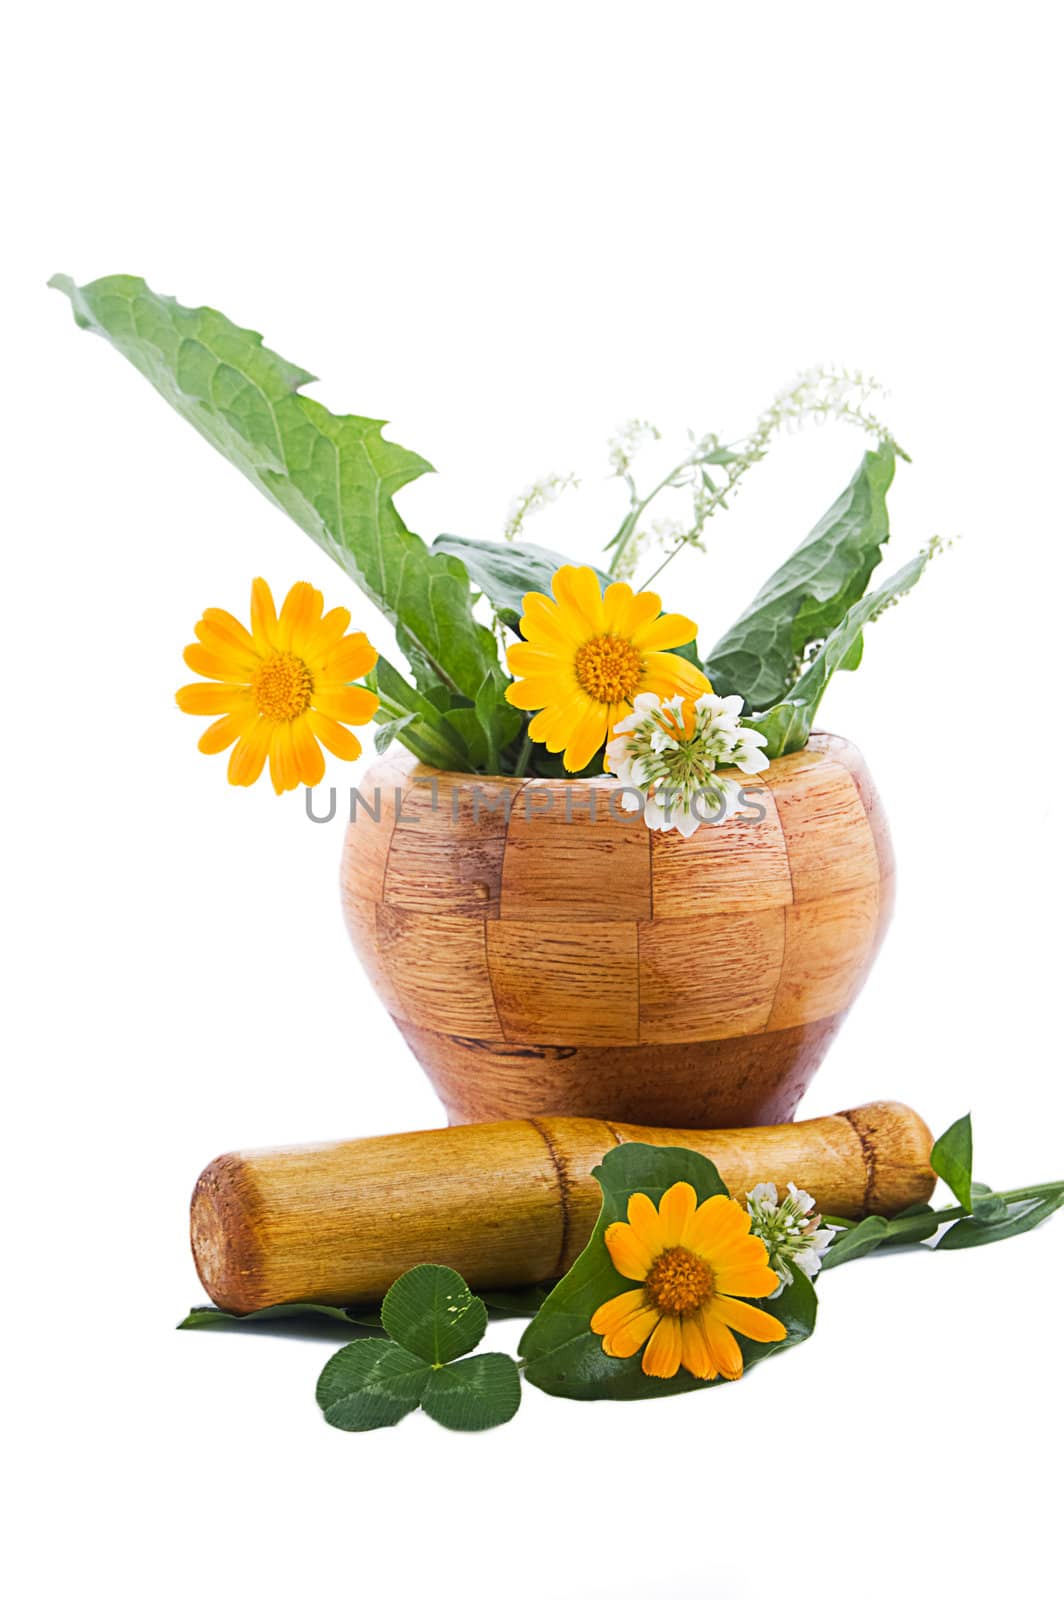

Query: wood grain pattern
[341,733,895,1126]
[500,784,652,921]
[191,1101,935,1311]
[486,919,640,1044]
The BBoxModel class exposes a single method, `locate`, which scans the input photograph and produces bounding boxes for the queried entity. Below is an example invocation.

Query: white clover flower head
[605,691,767,836]
[746,1180,837,1296]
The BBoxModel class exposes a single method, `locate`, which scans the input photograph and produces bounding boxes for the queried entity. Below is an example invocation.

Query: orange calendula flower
[504,565,710,773]
[590,1182,788,1381]
[176,578,380,794]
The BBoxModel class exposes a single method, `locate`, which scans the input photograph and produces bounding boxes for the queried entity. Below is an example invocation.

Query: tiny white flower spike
[746,1180,837,1296]
[604,691,763,836]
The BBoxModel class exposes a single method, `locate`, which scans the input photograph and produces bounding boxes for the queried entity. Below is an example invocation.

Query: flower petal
[303,606,354,668]
[590,1287,649,1337]
[519,592,585,648]
[318,633,378,685]
[227,716,273,787]
[603,1306,661,1359]
[683,1194,752,1256]
[311,685,380,726]
[305,710,362,760]
[551,564,604,634]
[505,675,563,712]
[625,1191,666,1255]
[641,1313,683,1378]
[198,707,258,755]
[563,698,609,772]
[182,642,252,684]
[291,716,326,787]
[680,1312,718,1380]
[195,609,261,667]
[506,641,568,677]
[700,1308,745,1380]
[176,682,252,716]
[713,1263,782,1299]
[603,1221,654,1282]
[277,581,324,652]
[268,722,300,794]
[641,652,712,701]
[250,578,279,654]
[631,611,699,651]
[527,694,586,748]
[658,1181,697,1248]
[713,1295,787,1345]
[602,581,635,633]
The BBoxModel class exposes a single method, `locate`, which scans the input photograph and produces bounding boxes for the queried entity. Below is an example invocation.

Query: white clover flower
[606,691,768,837]
[746,1181,837,1296]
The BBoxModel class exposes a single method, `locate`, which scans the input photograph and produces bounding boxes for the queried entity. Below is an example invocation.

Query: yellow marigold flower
[176,578,380,794]
[504,565,711,773]
[590,1182,787,1381]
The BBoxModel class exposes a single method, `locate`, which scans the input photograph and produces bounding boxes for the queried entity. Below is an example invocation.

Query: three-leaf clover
[316,1265,522,1433]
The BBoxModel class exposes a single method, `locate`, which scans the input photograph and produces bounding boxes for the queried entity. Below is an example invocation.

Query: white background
[6,3,1063,1596]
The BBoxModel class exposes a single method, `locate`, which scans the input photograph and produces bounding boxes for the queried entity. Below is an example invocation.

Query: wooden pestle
[191,1101,934,1313]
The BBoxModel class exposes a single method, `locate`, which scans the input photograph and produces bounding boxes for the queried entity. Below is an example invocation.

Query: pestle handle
[191,1101,934,1313]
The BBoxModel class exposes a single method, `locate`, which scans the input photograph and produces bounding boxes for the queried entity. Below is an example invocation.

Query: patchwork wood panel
[767,883,881,1031]
[342,738,895,1125]
[376,905,503,1038]
[765,751,880,903]
[500,778,652,921]
[383,769,518,917]
[486,920,640,1045]
[650,785,792,916]
[638,908,787,1042]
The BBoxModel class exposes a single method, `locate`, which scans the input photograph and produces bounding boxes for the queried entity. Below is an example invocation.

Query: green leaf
[819,1215,891,1269]
[703,445,896,709]
[480,1283,554,1316]
[51,274,501,703]
[373,712,418,755]
[178,1301,381,1330]
[433,534,612,630]
[372,656,473,768]
[744,546,934,758]
[970,1182,1008,1224]
[421,1353,522,1431]
[381,1264,488,1365]
[936,1188,1064,1250]
[520,1143,815,1400]
[316,1340,430,1432]
[931,1113,974,1211]
[878,1203,941,1246]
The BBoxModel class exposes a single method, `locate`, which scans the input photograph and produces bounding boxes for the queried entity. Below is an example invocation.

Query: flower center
[643,1246,715,1315]
[252,651,314,721]
[573,635,644,703]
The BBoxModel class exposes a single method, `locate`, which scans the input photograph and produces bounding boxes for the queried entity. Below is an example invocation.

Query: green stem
[824,1180,1064,1232]
[512,731,534,778]
[606,464,687,576]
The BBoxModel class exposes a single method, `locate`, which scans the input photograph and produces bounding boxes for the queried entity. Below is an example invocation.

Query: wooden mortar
[191,1101,933,1313]
[342,735,895,1128]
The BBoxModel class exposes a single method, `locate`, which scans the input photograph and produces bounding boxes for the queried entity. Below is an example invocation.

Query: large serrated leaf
[51,274,501,702]
[704,445,896,708]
